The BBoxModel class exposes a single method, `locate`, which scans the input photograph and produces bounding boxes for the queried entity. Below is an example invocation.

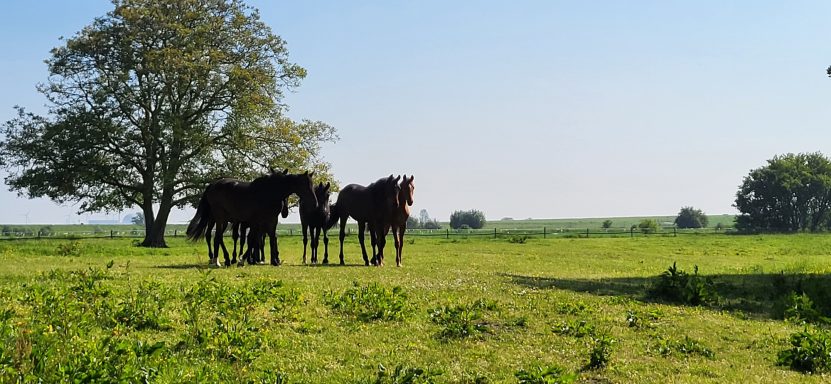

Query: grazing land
[0,233,828,382]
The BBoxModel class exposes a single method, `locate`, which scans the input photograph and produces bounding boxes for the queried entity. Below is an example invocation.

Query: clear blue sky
[1,1,830,224]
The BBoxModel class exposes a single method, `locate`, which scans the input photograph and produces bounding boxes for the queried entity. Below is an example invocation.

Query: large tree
[735,153,831,232]
[0,0,336,247]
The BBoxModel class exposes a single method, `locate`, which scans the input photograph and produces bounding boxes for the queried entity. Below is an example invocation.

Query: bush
[449,210,486,229]
[422,220,441,229]
[508,235,529,244]
[674,206,709,229]
[650,262,720,306]
[777,327,831,374]
[782,292,830,325]
[638,219,658,234]
[602,220,613,229]
[38,226,54,236]
[323,282,408,322]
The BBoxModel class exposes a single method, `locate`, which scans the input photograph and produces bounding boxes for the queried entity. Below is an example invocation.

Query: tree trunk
[141,201,171,247]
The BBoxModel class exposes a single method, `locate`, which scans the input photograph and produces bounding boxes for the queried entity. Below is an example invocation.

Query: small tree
[674,207,708,229]
[423,219,441,229]
[449,210,486,229]
[406,216,420,229]
[602,220,613,229]
[638,219,658,234]
[131,212,145,226]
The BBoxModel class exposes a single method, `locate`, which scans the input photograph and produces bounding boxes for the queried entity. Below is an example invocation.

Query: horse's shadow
[501,271,831,319]
[153,261,371,270]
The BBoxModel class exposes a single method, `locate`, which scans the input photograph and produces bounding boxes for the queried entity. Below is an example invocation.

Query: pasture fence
[0,226,736,241]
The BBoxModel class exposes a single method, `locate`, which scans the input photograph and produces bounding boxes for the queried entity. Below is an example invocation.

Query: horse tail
[186,191,212,242]
[325,203,340,230]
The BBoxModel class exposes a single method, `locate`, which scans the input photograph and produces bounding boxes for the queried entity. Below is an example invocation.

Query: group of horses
[185,170,415,267]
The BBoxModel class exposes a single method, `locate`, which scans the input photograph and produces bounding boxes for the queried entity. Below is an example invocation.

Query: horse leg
[231,222,240,265]
[322,227,330,265]
[258,232,266,264]
[205,220,215,265]
[358,221,369,266]
[368,223,378,266]
[215,222,230,266]
[338,218,347,265]
[393,224,402,267]
[399,225,406,267]
[375,224,387,267]
[301,222,308,265]
[312,226,320,264]
[268,227,281,266]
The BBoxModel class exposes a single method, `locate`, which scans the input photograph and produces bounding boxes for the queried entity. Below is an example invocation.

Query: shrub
[38,226,54,236]
[323,282,408,322]
[650,262,720,306]
[602,220,613,229]
[638,219,658,234]
[777,327,831,374]
[113,281,169,330]
[508,235,529,244]
[555,301,592,315]
[782,292,830,325]
[514,365,577,384]
[422,220,441,230]
[449,210,486,229]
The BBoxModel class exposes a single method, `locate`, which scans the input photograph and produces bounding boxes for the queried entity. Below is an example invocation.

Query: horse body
[328,175,400,266]
[300,182,331,264]
[187,171,317,266]
[377,175,415,267]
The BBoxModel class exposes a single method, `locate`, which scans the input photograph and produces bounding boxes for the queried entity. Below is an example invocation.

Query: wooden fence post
[110,230,114,239]
[543,227,546,239]
[494,228,497,238]
[674,227,677,237]
[446,229,449,239]
[586,228,589,238]
[630,227,634,238]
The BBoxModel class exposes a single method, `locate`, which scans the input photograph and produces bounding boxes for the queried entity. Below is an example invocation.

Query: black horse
[232,197,288,265]
[326,175,400,266]
[300,182,332,264]
[187,170,317,266]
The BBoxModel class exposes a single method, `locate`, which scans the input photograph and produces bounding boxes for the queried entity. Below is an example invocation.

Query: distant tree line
[406,209,442,229]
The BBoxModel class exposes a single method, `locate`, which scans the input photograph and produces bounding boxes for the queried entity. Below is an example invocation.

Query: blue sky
[1,1,830,224]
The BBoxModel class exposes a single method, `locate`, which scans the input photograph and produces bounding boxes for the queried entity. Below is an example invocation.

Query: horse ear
[395,175,401,182]
[282,168,288,174]
[269,167,276,174]
[325,182,331,190]
[409,175,414,182]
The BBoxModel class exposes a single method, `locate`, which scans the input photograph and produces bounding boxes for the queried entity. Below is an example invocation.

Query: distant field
[0,214,737,239]
[0,233,828,382]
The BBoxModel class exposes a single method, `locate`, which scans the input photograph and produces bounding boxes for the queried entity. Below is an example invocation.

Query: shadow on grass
[502,272,831,319]
[153,261,373,269]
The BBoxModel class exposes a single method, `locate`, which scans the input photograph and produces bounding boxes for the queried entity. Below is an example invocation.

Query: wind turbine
[23,211,30,225]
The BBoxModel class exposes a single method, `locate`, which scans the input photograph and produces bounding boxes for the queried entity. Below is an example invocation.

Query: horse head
[400,175,414,207]
[315,182,332,216]
[293,171,318,209]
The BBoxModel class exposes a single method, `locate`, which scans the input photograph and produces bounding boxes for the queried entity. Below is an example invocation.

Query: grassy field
[0,233,829,382]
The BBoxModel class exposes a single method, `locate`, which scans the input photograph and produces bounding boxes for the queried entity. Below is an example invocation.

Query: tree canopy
[674,207,708,229]
[450,210,486,229]
[0,0,336,246]
[735,152,831,232]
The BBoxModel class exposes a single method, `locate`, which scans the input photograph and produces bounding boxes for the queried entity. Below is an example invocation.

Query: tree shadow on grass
[501,271,831,319]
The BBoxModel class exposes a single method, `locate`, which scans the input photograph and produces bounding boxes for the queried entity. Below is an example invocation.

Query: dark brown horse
[300,182,331,265]
[187,170,317,266]
[372,175,414,267]
[327,175,400,266]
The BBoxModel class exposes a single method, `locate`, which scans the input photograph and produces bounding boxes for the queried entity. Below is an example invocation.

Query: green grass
[0,233,829,382]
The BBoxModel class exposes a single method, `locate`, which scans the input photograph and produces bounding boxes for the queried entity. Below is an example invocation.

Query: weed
[514,364,577,384]
[508,235,529,244]
[324,282,409,322]
[554,319,595,338]
[555,301,592,315]
[55,241,82,257]
[429,299,498,340]
[585,333,615,370]
[777,327,831,374]
[359,363,441,384]
[782,292,829,325]
[655,336,715,359]
[651,262,720,306]
[113,280,169,330]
